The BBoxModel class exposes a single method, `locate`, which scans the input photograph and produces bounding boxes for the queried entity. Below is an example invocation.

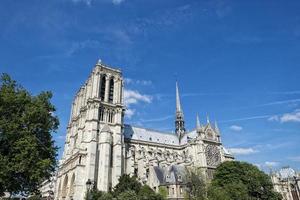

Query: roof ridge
[125,124,175,135]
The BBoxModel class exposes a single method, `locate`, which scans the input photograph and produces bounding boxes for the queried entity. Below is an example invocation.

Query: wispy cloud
[228,147,259,155]
[71,0,93,6]
[140,115,173,123]
[259,99,300,107]
[265,161,280,167]
[125,108,135,119]
[124,89,152,118]
[268,109,300,123]
[124,78,152,86]
[221,115,271,123]
[269,91,300,95]
[70,0,125,6]
[124,89,152,106]
[112,0,125,5]
[288,156,300,162]
[229,125,243,132]
[67,40,101,56]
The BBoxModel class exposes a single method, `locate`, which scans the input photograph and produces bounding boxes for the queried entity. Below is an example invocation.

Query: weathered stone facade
[54,61,234,200]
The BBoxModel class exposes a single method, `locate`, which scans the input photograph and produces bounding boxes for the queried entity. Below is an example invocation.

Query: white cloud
[71,0,92,6]
[254,163,262,169]
[229,125,243,132]
[71,0,125,6]
[123,89,152,118]
[125,108,135,119]
[124,89,152,106]
[268,109,300,123]
[124,78,152,86]
[227,148,258,155]
[67,40,100,56]
[140,115,173,123]
[288,156,300,162]
[265,161,279,167]
[221,115,271,123]
[112,0,125,5]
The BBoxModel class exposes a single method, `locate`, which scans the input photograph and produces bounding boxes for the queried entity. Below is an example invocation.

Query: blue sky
[1,0,300,172]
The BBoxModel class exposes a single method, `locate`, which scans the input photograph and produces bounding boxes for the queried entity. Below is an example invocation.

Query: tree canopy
[208,161,282,200]
[0,73,59,196]
[86,174,165,200]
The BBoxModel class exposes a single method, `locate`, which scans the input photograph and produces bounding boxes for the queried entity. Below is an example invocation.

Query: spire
[176,81,182,113]
[214,121,220,134]
[175,81,185,141]
[206,115,210,124]
[196,114,201,130]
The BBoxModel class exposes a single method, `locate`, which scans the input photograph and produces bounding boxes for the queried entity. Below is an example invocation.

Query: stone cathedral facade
[54,61,234,200]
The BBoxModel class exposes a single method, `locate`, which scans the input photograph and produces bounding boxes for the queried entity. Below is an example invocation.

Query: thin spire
[196,114,201,130]
[175,81,185,142]
[176,81,182,113]
[206,115,210,124]
[214,121,220,134]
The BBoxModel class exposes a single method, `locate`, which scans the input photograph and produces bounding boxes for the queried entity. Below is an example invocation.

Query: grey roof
[123,125,199,145]
[124,125,180,145]
[152,165,187,185]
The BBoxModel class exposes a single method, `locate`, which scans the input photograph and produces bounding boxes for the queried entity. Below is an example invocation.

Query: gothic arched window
[100,76,106,101]
[108,78,114,103]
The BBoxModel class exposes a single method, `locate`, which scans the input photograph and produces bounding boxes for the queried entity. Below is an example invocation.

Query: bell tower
[81,60,125,192]
[94,60,125,190]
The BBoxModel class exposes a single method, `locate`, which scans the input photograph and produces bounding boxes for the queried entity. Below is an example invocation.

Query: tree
[0,74,59,196]
[158,186,168,199]
[138,185,164,200]
[85,189,113,200]
[209,161,282,200]
[117,190,138,200]
[185,168,207,200]
[113,174,142,197]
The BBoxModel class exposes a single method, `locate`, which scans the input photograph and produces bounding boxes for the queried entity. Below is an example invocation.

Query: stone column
[83,85,87,107]
[111,132,123,187]
[104,74,111,102]
[114,78,121,104]
[97,74,102,99]
[92,72,100,98]
[86,78,92,99]
[84,103,99,185]
[120,79,124,104]
[97,128,113,192]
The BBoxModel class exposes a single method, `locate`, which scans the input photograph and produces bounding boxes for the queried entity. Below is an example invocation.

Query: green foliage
[158,186,168,199]
[85,189,113,200]
[85,174,166,200]
[185,168,207,200]
[138,185,164,200]
[117,190,138,200]
[0,73,59,196]
[207,186,231,200]
[210,161,282,200]
[113,174,142,197]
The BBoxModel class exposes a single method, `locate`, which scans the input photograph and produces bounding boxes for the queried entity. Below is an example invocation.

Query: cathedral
[54,61,234,200]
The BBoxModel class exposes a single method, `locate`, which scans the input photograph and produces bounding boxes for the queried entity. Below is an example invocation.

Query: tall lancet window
[108,78,114,103]
[100,76,106,101]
